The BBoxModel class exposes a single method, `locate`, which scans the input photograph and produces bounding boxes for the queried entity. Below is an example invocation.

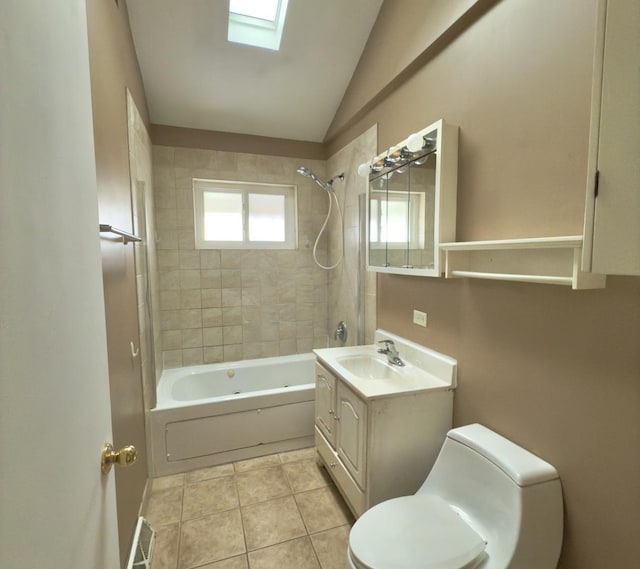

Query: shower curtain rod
[99,224,142,245]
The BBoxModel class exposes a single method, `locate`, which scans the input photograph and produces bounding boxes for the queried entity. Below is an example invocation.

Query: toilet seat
[349,495,487,569]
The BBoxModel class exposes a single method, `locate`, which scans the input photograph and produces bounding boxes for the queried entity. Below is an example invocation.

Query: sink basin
[313,330,457,399]
[336,355,402,380]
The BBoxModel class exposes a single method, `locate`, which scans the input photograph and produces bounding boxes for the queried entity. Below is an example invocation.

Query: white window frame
[193,178,297,250]
[227,0,289,51]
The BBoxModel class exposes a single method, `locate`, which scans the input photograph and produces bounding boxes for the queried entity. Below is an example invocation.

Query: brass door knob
[101,443,138,474]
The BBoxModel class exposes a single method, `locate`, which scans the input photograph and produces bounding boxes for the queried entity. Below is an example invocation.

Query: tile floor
[144,447,354,569]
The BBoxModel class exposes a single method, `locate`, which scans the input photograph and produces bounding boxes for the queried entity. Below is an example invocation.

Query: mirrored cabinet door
[384,165,410,269]
[368,174,389,268]
[407,152,437,270]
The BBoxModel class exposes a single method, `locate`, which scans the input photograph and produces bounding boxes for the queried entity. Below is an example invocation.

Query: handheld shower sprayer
[296,166,345,270]
[296,167,344,193]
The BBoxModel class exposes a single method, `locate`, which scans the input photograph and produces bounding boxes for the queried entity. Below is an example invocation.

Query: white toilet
[347,424,563,569]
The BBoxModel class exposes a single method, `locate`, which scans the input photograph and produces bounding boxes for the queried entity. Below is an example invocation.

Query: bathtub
[149,353,316,476]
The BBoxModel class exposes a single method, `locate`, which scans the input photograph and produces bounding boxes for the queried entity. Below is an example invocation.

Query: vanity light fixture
[406,132,425,153]
[357,162,371,177]
[357,131,438,178]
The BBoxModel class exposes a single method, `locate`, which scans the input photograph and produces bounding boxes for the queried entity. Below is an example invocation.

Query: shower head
[296,166,335,192]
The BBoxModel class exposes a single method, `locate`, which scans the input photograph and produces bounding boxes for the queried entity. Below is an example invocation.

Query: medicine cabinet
[363,119,458,277]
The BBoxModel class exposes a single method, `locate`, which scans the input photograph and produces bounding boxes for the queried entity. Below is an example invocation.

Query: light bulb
[406,132,424,153]
[357,162,370,177]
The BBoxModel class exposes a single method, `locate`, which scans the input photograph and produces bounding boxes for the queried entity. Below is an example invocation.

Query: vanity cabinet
[582,0,640,275]
[315,364,336,446]
[335,380,368,489]
[314,361,453,517]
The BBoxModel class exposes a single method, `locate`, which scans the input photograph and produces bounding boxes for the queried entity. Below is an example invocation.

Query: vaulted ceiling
[126,0,384,142]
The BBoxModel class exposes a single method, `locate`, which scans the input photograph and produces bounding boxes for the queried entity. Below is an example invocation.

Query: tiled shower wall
[127,92,161,410]
[152,146,330,368]
[326,126,378,346]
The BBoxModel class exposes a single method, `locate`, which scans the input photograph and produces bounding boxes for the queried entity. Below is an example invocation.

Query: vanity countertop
[314,337,456,400]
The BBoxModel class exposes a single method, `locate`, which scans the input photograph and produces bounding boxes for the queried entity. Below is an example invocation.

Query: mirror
[365,119,458,277]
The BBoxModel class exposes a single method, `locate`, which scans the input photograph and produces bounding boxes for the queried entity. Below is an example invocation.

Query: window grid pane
[203,191,243,241]
[229,0,279,22]
[248,193,286,242]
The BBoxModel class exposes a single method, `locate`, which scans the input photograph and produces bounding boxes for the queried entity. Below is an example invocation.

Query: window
[193,179,297,250]
[369,190,426,249]
[227,0,289,51]
[230,0,280,22]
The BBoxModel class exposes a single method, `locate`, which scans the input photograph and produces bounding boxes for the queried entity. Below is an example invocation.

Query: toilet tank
[419,424,563,569]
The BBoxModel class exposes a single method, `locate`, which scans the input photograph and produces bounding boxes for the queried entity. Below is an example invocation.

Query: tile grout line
[234,469,252,566]
[175,475,186,569]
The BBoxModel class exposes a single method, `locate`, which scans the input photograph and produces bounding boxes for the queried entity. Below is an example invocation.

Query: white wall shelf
[440,236,606,290]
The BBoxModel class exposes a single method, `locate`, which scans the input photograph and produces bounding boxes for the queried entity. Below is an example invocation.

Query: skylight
[230,0,279,22]
[228,0,289,51]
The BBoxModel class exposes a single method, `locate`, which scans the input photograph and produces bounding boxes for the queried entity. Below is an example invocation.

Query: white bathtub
[149,353,316,476]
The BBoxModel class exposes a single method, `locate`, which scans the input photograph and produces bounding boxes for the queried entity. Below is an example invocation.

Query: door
[336,382,368,489]
[0,2,121,567]
[315,364,337,445]
[85,1,150,560]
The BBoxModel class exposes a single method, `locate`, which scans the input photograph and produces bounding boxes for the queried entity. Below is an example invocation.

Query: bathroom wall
[326,0,640,567]
[151,146,331,367]
[326,126,378,346]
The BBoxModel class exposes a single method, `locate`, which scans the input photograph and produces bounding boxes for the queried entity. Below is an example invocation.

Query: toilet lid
[349,495,486,569]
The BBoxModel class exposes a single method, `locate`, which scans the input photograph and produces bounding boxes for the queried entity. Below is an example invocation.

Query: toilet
[347,424,563,569]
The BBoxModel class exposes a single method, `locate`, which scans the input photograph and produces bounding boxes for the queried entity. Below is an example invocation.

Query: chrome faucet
[377,339,405,366]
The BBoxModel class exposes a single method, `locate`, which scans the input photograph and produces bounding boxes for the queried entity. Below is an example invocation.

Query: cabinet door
[315,364,336,446]
[583,0,640,275]
[336,382,367,489]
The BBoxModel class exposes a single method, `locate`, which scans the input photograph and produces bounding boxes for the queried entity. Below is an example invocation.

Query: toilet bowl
[347,424,563,569]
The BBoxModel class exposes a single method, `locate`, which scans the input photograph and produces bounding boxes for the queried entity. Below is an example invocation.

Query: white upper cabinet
[582,0,640,275]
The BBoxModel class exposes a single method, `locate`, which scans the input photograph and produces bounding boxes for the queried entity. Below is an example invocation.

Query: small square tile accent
[295,486,354,534]
[282,459,332,493]
[309,525,351,569]
[236,465,291,506]
[150,522,180,569]
[202,326,223,346]
[145,486,183,528]
[179,509,245,569]
[182,475,238,520]
[180,290,202,309]
[204,346,224,363]
[182,347,203,366]
[201,288,222,308]
[162,330,182,350]
[241,495,307,551]
[181,328,203,349]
